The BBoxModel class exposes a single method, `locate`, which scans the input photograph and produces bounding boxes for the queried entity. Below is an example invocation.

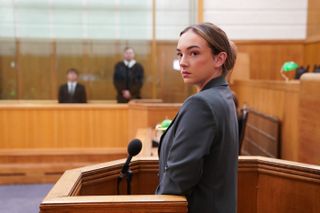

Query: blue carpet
[0,184,53,213]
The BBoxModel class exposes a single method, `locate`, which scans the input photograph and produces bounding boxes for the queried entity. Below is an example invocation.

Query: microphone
[121,139,142,174]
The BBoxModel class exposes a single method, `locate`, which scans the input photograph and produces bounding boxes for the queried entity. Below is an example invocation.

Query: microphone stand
[117,169,133,195]
[117,139,142,195]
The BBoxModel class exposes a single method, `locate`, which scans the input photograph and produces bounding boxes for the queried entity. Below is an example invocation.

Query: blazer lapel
[158,114,177,156]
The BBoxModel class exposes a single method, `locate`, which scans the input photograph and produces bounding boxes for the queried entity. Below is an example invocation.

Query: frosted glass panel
[0,2,15,38]
[0,0,152,40]
[156,0,193,40]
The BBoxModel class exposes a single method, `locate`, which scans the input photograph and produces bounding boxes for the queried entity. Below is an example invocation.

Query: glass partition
[0,39,17,99]
[0,0,196,101]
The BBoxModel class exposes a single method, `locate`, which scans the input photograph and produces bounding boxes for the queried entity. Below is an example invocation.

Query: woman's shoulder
[182,93,211,111]
[186,89,220,103]
[183,88,231,112]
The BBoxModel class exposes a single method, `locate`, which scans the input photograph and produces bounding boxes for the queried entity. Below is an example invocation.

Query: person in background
[113,47,144,103]
[58,68,87,103]
[156,22,238,213]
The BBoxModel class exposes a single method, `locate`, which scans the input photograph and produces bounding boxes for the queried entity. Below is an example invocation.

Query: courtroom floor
[0,184,53,213]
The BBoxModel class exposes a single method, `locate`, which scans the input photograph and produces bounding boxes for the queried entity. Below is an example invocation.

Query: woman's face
[176,30,224,89]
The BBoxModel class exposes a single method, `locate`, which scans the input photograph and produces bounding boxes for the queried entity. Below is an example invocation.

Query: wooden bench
[240,108,281,158]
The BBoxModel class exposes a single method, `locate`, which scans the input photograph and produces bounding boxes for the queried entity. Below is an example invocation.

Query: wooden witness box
[40,157,320,213]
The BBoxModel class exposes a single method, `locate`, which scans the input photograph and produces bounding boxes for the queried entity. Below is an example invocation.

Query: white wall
[204,0,308,39]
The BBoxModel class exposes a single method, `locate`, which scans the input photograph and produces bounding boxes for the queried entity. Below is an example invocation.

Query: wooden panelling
[304,41,320,67]
[40,157,320,213]
[136,128,158,157]
[50,42,58,98]
[0,148,126,184]
[0,101,180,184]
[257,173,319,212]
[298,74,320,164]
[232,80,300,161]
[0,103,129,149]
[0,55,17,99]
[237,169,257,213]
[19,54,52,99]
[239,157,320,213]
[1,40,308,102]
[0,40,154,100]
[0,148,126,164]
[227,52,250,84]
[0,101,180,150]
[41,158,187,213]
[307,0,320,41]
[234,40,305,80]
[305,0,320,67]
[78,160,159,196]
[305,0,320,66]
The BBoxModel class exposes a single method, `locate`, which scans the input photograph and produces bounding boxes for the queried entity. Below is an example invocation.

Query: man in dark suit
[58,68,87,103]
[113,47,144,103]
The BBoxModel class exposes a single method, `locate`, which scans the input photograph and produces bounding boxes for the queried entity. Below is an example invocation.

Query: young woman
[156,23,238,213]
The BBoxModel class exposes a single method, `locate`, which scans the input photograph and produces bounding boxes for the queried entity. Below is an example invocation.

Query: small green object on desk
[161,119,172,129]
[156,119,172,131]
[282,61,299,72]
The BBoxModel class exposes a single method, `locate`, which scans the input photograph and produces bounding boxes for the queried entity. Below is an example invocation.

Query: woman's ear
[212,52,227,69]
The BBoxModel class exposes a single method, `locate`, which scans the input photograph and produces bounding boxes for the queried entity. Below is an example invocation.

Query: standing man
[58,68,87,103]
[113,47,144,103]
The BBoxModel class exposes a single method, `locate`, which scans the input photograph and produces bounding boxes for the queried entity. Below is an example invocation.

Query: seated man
[58,68,87,103]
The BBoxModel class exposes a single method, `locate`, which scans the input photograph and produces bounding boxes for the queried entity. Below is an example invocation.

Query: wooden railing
[241,108,281,158]
[40,157,320,213]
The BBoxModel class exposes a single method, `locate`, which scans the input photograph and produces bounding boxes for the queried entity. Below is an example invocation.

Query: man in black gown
[113,47,144,103]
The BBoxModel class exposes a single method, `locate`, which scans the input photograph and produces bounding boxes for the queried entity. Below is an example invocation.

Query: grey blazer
[156,76,238,213]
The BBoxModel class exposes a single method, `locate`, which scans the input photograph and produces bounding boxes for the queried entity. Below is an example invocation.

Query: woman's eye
[176,53,182,59]
[190,51,198,56]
